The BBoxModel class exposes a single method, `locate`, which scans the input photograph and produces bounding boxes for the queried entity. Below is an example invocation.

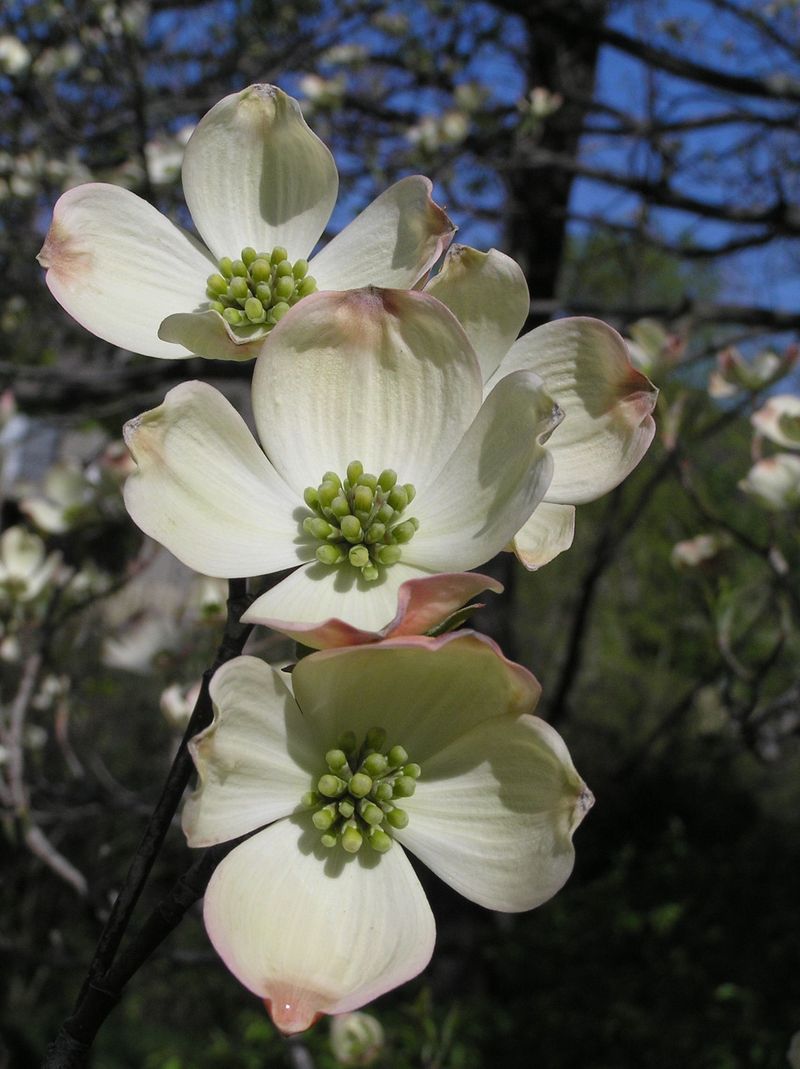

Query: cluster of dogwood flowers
[39,85,657,1033]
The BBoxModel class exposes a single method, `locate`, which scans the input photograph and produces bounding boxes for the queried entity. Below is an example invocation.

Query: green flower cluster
[302,461,419,581]
[206,245,317,331]
[303,727,421,854]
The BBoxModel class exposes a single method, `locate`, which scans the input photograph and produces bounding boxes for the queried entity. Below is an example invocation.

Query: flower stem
[42,577,255,1067]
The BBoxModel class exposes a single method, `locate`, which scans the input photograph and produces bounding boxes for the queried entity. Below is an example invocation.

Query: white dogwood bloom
[424,245,659,567]
[37,85,454,362]
[751,395,800,450]
[739,453,800,510]
[122,288,558,647]
[0,526,61,603]
[184,633,593,1033]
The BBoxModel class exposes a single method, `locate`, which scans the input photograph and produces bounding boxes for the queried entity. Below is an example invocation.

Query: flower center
[302,461,419,582]
[205,245,318,332]
[302,727,421,855]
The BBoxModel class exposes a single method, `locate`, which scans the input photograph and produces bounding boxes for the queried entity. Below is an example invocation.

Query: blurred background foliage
[1,0,799,1066]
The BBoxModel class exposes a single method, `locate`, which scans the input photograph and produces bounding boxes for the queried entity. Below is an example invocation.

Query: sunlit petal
[183,84,338,261]
[203,817,435,1033]
[310,176,455,290]
[38,183,213,359]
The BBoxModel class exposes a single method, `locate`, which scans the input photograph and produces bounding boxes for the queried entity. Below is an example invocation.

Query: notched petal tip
[158,309,267,362]
[572,783,595,834]
[264,992,323,1035]
[37,216,90,281]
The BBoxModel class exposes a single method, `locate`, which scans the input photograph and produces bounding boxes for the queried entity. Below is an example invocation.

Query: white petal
[405,371,560,572]
[310,176,455,290]
[158,310,269,362]
[487,317,658,504]
[512,502,576,570]
[183,657,319,847]
[251,288,482,495]
[123,381,302,577]
[243,560,424,640]
[291,631,540,765]
[245,569,503,649]
[395,715,593,912]
[739,453,800,510]
[182,85,338,261]
[751,395,800,450]
[38,184,214,359]
[203,817,435,1033]
[424,245,529,382]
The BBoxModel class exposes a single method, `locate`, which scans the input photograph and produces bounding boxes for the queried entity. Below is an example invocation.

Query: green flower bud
[374,782,394,803]
[386,806,409,829]
[391,520,417,544]
[330,496,350,521]
[218,256,234,279]
[349,773,372,798]
[340,510,361,538]
[312,805,336,831]
[365,523,386,544]
[318,774,347,798]
[293,258,309,279]
[357,472,378,491]
[368,828,393,853]
[254,281,272,304]
[320,832,338,849]
[403,763,422,779]
[300,791,319,808]
[298,275,318,296]
[316,544,344,566]
[303,486,319,509]
[349,545,370,568]
[231,259,248,277]
[303,516,334,540]
[208,301,225,315]
[347,460,364,485]
[358,799,384,826]
[319,483,340,510]
[241,246,257,267]
[222,307,243,326]
[338,799,355,819]
[378,469,397,491]
[251,258,271,283]
[404,483,416,503]
[228,276,249,301]
[377,545,402,565]
[376,503,395,524]
[354,485,374,512]
[341,825,364,854]
[362,564,379,582]
[393,775,416,798]
[270,246,288,265]
[326,748,348,772]
[388,486,408,511]
[207,273,228,295]
[269,301,291,322]
[275,275,295,300]
[388,745,409,767]
[275,259,293,278]
[363,752,388,777]
[245,297,266,323]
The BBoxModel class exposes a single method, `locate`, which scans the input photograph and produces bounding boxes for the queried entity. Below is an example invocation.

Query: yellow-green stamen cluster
[303,727,421,855]
[302,461,419,581]
[205,246,317,332]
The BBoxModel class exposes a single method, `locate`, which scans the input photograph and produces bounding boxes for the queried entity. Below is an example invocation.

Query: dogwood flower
[751,395,800,450]
[739,454,800,510]
[37,84,454,362]
[122,287,559,647]
[184,632,592,1033]
[0,525,61,604]
[424,245,658,567]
